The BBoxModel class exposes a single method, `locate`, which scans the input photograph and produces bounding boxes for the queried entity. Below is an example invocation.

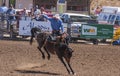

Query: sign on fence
[19,21,52,36]
[81,24,114,39]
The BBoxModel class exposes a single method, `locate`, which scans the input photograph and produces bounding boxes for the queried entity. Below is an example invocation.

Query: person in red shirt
[95,6,102,16]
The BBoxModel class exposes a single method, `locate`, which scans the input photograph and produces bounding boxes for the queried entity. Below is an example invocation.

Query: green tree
[9,0,15,7]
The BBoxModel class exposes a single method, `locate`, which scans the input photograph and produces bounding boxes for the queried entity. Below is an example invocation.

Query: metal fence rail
[0,13,18,39]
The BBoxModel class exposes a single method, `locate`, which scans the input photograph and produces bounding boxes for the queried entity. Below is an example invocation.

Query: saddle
[47,30,61,42]
[47,34,58,42]
[47,31,70,45]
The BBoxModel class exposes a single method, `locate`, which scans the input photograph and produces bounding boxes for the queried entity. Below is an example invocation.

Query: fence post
[0,30,3,39]
[0,13,4,39]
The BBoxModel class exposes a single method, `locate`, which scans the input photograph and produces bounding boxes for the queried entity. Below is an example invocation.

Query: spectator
[7,4,16,20]
[21,8,27,16]
[21,8,28,20]
[94,6,102,16]
[40,7,46,14]
[33,6,47,21]
[0,3,8,13]
[6,4,16,30]
[0,3,8,26]
[33,5,41,20]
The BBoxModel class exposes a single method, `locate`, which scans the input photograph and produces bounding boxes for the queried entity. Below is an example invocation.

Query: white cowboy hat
[53,14,60,19]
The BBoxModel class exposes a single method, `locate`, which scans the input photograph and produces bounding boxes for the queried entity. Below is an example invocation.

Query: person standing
[33,5,41,20]
[6,4,16,30]
[21,8,27,16]
[0,3,8,28]
[40,7,46,14]
[0,3,8,13]
[94,6,102,16]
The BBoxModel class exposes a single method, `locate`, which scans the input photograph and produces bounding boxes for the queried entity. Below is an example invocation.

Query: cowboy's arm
[42,14,51,20]
[60,20,64,33]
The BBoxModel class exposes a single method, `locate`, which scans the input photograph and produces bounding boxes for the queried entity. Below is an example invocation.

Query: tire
[70,38,78,42]
[101,39,106,43]
[92,39,99,45]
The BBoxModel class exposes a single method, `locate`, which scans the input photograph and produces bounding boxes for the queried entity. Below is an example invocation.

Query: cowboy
[42,14,70,45]
[42,14,64,36]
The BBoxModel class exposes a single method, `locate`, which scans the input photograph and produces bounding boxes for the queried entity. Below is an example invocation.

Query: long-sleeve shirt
[6,8,16,20]
[0,6,8,13]
[43,15,64,33]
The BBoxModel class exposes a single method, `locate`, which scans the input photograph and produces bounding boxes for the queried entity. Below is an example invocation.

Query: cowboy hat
[53,14,60,19]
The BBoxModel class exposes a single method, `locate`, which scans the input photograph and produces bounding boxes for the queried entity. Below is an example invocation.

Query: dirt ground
[0,39,120,76]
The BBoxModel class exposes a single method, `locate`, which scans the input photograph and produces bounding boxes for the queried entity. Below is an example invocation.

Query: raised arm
[60,19,64,33]
[42,14,51,20]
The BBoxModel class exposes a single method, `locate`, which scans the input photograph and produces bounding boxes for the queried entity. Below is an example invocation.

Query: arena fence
[0,13,119,44]
[0,13,18,39]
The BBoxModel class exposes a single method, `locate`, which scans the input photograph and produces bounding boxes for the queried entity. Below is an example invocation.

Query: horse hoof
[42,56,45,59]
[69,72,76,75]
[73,73,76,75]
[47,56,50,60]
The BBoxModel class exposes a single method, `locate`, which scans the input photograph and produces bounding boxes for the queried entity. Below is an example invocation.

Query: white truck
[61,13,92,41]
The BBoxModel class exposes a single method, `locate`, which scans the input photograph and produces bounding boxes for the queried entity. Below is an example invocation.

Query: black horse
[30,27,75,75]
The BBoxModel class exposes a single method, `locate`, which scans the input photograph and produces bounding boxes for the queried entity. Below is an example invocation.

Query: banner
[19,21,52,36]
[57,0,66,13]
[81,24,113,39]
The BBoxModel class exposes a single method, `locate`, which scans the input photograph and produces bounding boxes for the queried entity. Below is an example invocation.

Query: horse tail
[30,27,41,45]
[30,28,35,45]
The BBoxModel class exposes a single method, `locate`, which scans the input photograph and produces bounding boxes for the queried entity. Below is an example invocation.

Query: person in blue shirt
[6,4,16,20]
[0,3,8,20]
[6,4,16,30]
[0,3,8,13]
[42,14,70,45]
[42,14,64,36]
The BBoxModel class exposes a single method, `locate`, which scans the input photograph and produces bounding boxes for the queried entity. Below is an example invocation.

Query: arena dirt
[0,40,120,76]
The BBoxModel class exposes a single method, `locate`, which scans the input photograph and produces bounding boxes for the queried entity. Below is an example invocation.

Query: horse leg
[64,49,75,75]
[30,36,33,45]
[43,46,50,60]
[66,60,75,75]
[30,28,35,45]
[37,46,45,59]
[58,56,71,74]
[65,37,70,45]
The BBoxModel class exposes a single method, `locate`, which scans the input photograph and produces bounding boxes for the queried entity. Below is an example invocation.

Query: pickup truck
[60,13,96,41]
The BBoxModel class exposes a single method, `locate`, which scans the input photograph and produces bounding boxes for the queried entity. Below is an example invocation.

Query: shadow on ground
[0,36,30,42]
[15,70,61,75]
[0,36,112,45]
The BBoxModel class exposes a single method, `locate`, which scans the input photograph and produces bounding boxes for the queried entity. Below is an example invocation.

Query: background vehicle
[61,13,91,23]
[61,13,95,41]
